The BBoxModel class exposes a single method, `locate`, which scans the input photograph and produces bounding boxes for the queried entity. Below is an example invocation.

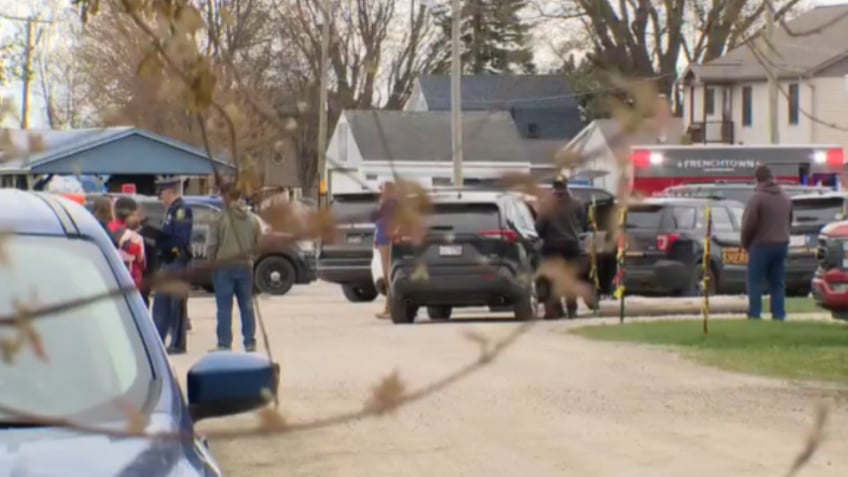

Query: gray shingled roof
[687,5,848,82]
[344,110,527,163]
[523,138,567,166]
[417,74,578,110]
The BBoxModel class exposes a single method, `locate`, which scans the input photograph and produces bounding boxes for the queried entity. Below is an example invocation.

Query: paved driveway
[169,282,848,477]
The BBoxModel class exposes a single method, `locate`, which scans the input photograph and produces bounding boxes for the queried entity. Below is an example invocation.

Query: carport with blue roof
[0,126,234,195]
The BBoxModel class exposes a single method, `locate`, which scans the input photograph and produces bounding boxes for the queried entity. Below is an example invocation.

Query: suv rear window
[625,205,664,229]
[793,197,846,223]
[427,202,500,233]
[330,194,379,222]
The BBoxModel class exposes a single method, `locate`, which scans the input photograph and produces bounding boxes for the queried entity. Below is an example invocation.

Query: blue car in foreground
[0,190,279,476]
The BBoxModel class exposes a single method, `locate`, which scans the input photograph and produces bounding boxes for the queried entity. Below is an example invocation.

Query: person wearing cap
[741,165,793,320]
[535,175,587,319]
[151,177,194,354]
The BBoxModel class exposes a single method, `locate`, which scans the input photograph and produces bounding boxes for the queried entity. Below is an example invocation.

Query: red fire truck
[628,145,846,197]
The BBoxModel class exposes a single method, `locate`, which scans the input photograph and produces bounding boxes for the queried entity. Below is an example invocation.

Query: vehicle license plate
[722,248,748,265]
[439,245,462,256]
[347,235,363,244]
[790,235,807,247]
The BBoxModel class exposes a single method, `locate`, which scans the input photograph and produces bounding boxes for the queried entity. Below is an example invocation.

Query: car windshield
[625,205,664,229]
[792,197,846,224]
[0,235,152,423]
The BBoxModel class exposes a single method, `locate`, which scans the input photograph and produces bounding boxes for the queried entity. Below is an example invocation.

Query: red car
[811,220,848,320]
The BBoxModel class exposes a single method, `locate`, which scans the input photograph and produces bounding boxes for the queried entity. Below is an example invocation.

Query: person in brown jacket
[740,165,793,320]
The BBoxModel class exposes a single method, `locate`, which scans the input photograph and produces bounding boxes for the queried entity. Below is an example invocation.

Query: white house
[561,118,683,194]
[325,110,563,194]
[680,4,848,151]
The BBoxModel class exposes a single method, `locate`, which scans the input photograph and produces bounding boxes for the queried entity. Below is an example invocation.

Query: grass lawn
[573,319,848,384]
[761,296,821,315]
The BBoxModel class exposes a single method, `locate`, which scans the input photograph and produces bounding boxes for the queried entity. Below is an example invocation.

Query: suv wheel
[342,284,378,302]
[390,296,418,324]
[427,306,452,320]
[514,281,539,320]
[254,256,296,296]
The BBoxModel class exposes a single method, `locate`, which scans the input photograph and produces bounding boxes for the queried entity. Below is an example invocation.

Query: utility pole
[316,0,331,205]
[1,13,53,129]
[765,0,779,144]
[450,0,463,187]
[21,17,34,129]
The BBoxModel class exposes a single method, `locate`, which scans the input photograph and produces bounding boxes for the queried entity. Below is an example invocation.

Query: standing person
[741,165,793,321]
[107,196,146,291]
[372,181,397,320]
[91,195,116,243]
[207,182,263,352]
[151,177,194,354]
[535,176,587,319]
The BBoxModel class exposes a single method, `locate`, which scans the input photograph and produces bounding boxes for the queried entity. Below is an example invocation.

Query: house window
[432,177,452,187]
[788,83,800,125]
[365,173,378,181]
[338,122,348,162]
[527,123,539,138]
[742,86,753,127]
[705,87,715,115]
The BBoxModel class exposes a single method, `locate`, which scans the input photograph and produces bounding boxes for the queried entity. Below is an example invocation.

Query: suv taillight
[479,229,519,243]
[656,233,680,252]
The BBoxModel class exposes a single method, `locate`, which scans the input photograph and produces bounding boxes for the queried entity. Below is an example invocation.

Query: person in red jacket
[108,196,146,290]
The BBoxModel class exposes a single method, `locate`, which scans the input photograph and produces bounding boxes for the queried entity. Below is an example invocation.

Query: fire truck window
[711,207,734,232]
[671,207,698,229]
[625,205,664,229]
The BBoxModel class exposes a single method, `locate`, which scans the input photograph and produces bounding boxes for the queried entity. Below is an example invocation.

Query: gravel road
[169,282,848,477]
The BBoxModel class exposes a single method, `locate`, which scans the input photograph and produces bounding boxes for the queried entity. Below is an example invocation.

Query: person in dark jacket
[741,165,793,320]
[536,176,587,319]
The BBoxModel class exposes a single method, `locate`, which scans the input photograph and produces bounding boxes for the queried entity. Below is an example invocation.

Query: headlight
[297,240,315,252]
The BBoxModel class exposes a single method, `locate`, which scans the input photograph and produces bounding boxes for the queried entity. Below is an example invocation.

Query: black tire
[390,296,418,324]
[342,283,378,303]
[254,255,296,296]
[786,287,810,298]
[201,284,215,294]
[831,311,848,321]
[427,306,452,320]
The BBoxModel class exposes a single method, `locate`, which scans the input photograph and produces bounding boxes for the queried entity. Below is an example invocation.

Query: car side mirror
[187,352,280,422]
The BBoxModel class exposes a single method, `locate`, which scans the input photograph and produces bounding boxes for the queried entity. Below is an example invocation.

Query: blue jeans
[152,259,189,349]
[212,264,256,349]
[746,243,789,320]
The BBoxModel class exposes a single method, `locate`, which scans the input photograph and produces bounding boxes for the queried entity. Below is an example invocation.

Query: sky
[1,0,846,129]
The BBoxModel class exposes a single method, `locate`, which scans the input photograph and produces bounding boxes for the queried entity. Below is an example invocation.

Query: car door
[188,204,220,261]
[502,197,538,272]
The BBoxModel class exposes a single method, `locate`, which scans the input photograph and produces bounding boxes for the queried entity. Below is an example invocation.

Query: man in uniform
[535,175,587,319]
[152,177,194,354]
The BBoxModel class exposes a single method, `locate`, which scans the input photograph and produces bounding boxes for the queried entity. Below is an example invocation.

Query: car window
[671,207,698,229]
[711,207,735,231]
[0,235,152,422]
[792,197,846,223]
[625,205,664,229]
[427,202,501,233]
[330,194,379,224]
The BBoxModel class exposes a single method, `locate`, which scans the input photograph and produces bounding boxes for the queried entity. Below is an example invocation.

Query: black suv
[663,182,830,204]
[388,190,540,324]
[316,191,381,302]
[623,197,748,296]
